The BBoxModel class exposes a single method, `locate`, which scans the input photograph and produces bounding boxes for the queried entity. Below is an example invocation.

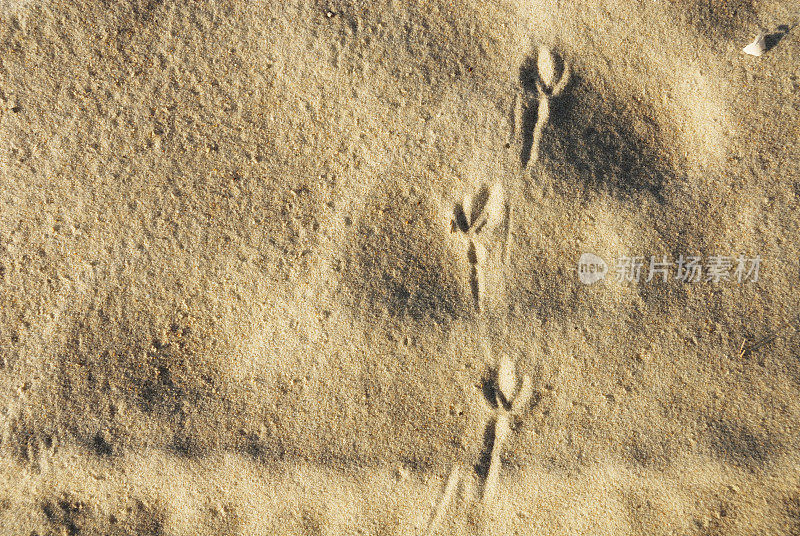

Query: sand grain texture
[1,0,799,534]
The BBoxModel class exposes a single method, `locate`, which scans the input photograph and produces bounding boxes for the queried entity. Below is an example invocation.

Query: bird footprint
[514,45,571,168]
[451,183,508,312]
[482,355,533,504]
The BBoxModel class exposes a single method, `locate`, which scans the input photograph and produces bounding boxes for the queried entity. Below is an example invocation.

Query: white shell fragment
[742,32,767,56]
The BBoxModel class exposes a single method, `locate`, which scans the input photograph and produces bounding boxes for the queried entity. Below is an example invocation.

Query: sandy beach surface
[1,0,799,534]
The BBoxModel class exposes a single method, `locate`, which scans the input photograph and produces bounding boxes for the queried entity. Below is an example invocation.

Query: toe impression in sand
[482,355,533,505]
[451,182,508,312]
[520,45,570,167]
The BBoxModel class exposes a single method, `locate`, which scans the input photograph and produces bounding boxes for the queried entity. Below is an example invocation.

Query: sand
[1,0,799,534]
